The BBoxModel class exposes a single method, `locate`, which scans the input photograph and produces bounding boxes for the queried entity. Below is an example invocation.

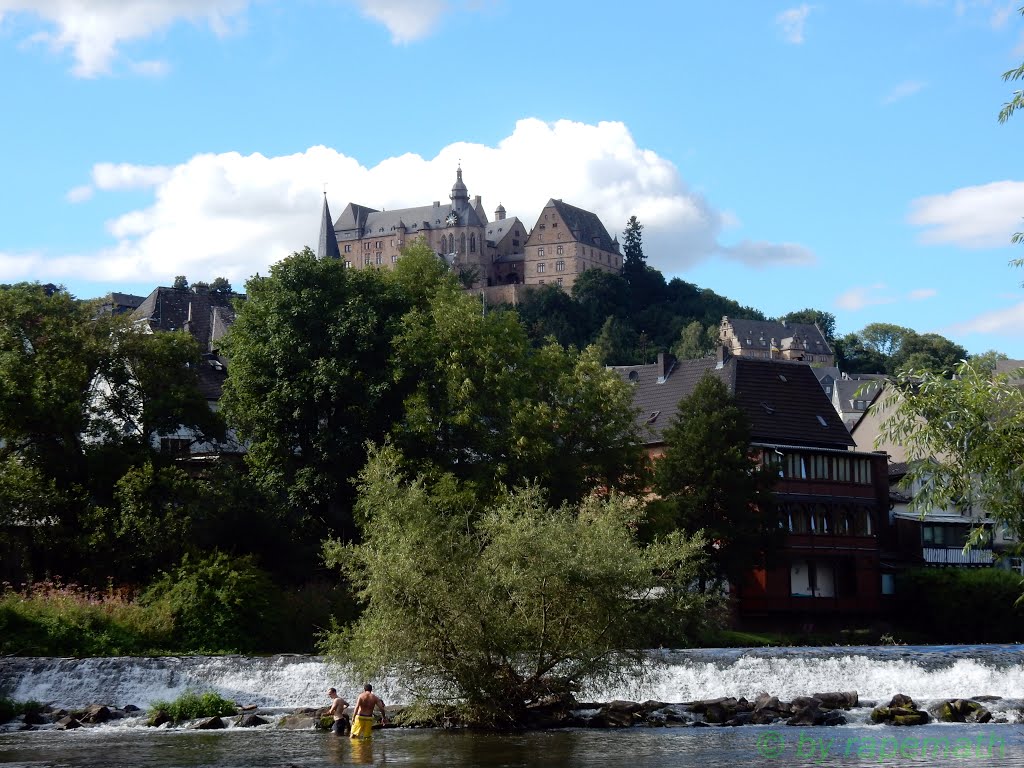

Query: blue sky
[2,0,1023,356]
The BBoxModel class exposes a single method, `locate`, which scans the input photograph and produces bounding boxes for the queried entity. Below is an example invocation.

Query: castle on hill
[317,168,622,292]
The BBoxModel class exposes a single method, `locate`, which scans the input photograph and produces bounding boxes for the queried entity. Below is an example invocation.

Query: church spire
[318,193,341,260]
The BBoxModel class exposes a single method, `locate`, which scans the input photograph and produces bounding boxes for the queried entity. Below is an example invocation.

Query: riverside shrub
[148,690,237,724]
[895,567,1024,642]
[141,551,283,653]
[322,444,722,728]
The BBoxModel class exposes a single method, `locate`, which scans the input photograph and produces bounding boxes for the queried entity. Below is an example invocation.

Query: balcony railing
[922,547,993,565]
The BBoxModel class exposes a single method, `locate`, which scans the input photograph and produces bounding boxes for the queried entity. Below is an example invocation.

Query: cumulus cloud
[66,185,93,204]
[776,5,813,44]
[945,300,1024,335]
[908,180,1024,247]
[882,80,926,104]
[908,287,938,300]
[352,0,450,43]
[836,284,895,311]
[21,119,814,288]
[0,0,249,77]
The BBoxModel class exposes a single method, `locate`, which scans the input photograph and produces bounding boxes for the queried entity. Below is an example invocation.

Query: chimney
[657,352,675,384]
[716,344,728,369]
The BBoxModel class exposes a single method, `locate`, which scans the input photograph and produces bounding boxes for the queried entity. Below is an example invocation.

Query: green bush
[148,690,237,724]
[141,551,284,653]
[895,567,1024,643]
[0,698,42,724]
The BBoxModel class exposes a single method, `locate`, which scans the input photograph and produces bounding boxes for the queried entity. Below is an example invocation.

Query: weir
[2,645,1022,712]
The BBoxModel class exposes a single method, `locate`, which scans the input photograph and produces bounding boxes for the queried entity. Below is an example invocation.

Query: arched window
[470,233,476,253]
[460,233,466,254]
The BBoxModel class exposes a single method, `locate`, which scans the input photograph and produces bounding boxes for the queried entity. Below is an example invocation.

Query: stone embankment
[0,692,1013,731]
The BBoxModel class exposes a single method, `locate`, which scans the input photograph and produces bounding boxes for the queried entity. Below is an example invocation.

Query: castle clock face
[445,211,458,226]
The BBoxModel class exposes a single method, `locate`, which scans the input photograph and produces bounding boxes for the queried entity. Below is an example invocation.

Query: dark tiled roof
[131,287,237,353]
[196,354,228,400]
[318,196,341,260]
[613,355,854,450]
[547,199,620,253]
[335,202,485,239]
[889,461,909,479]
[486,216,524,246]
[724,317,833,357]
[109,292,145,309]
[834,378,882,408]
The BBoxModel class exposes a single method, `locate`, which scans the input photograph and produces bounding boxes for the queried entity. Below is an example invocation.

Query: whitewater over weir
[3,645,1023,711]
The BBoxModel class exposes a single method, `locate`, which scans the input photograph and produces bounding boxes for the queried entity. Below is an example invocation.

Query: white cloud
[93,163,173,190]
[945,300,1024,335]
[990,3,1015,28]
[0,0,248,77]
[908,287,938,300]
[352,0,450,43]
[15,119,814,288]
[66,185,93,203]
[882,80,926,105]
[835,284,894,311]
[908,180,1024,247]
[776,5,813,44]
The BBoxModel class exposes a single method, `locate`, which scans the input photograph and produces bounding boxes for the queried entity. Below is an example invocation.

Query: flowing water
[2,645,1023,767]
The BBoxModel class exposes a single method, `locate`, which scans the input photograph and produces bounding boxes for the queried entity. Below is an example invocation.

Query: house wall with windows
[612,350,894,628]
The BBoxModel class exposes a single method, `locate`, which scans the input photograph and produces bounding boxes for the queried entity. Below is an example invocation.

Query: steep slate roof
[131,287,239,401]
[724,317,833,357]
[547,199,621,253]
[334,202,486,241]
[486,216,524,247]
[318,195,341,260]
[612,354,854,450]
[132,287,237,353]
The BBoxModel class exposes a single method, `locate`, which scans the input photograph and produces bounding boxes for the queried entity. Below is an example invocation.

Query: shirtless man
[349,683,385,739]
[326,688,349,735]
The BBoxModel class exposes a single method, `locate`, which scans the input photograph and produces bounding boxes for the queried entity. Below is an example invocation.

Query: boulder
[786,697,823,727]
[22,711,48,726]
[236,713,268,728]
[55,716,82,730]
[929,699,991,724]
[871,695,930,726]
[122,704,141,713]
[80,705,111,724]
[193,717,225,730]
[148,710,172,728]
[277,713,318,730]
[812,691,858,709]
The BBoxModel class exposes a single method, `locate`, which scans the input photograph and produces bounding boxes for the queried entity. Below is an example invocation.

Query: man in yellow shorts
[350,683,386,739]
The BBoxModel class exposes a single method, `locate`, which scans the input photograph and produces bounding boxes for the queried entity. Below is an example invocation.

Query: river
[2,645,1023,767]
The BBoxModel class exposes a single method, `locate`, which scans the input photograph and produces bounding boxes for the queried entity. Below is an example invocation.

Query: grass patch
[148,691,237,724]
[0,581,174,656]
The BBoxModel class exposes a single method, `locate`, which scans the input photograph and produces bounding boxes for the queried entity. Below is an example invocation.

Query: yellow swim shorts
[349,714,375,739]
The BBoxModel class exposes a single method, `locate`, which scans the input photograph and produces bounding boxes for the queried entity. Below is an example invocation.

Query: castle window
[344,244,351,253]
[537,263,546,273]
[460,233,466,253]
[538,247,545,257]
[555,260,565,272]
[556,245,563,255]
[539,279,545,285]
[375,254,382,265]
[556,277,563,286]
[539,224,546,230]
[470,234,476,253]
[392,254,398,263]
[344,260,352,269]
[364,256,371,266]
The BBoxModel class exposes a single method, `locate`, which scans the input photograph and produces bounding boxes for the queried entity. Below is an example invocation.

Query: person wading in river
[326,688,349,735]
[350,684,386,739]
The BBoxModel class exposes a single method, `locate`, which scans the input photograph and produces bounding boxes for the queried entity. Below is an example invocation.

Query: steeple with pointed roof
[450,166,469,210]
[318,194,341,260]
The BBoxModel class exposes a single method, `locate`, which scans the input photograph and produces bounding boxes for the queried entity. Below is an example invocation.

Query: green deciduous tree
[778,308,837,341]
[671,320,714,361]
[391,285,646,504]
[652,375,781,587]
[878,359,1024,542]
[323,445,719,727]
[220,247,412,539]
